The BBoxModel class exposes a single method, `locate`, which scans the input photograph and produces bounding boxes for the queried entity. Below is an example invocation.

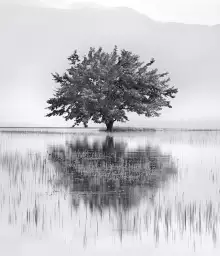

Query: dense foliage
[46,46,178,131]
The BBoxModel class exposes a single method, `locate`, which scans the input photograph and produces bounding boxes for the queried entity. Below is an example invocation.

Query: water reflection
[48,136,177,212]
[0,132,220,252]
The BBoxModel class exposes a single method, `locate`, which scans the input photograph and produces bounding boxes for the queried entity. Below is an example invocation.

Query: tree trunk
[106,120,114,132]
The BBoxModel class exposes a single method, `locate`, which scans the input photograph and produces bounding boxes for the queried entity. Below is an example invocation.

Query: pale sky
[41,0,220,25]
[1,0,220,128]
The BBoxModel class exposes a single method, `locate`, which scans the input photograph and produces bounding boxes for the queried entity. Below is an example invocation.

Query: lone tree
[46,46,178,132]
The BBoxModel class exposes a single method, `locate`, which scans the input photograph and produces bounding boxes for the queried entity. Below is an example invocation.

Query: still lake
[0,128,220,255]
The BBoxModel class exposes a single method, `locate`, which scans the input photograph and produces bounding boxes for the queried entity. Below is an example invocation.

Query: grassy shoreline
[0,126,220,134]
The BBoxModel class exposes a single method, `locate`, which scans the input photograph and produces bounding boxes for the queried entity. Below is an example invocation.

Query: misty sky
[41,0,220,25]
[0,0,219,128]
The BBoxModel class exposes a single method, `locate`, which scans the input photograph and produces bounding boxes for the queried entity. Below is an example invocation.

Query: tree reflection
[48,136,177,212]
[0,135,220,247]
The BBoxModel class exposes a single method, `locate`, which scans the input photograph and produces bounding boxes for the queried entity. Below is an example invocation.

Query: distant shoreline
[0,127,220,133]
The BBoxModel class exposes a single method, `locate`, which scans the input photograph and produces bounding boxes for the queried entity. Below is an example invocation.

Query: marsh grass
[99,126,157,132]
[0,130,97,135]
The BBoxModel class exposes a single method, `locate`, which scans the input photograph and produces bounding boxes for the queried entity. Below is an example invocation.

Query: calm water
[0,129,220,255]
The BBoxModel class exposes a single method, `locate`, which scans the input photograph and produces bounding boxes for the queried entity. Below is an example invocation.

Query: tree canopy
[46,46,178,131]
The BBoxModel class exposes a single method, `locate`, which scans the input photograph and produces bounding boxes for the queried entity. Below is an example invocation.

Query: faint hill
[68,1,106,9]
[0,3,219,128]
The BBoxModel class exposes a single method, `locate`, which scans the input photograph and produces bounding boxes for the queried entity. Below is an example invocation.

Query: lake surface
[0,129,220,255]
